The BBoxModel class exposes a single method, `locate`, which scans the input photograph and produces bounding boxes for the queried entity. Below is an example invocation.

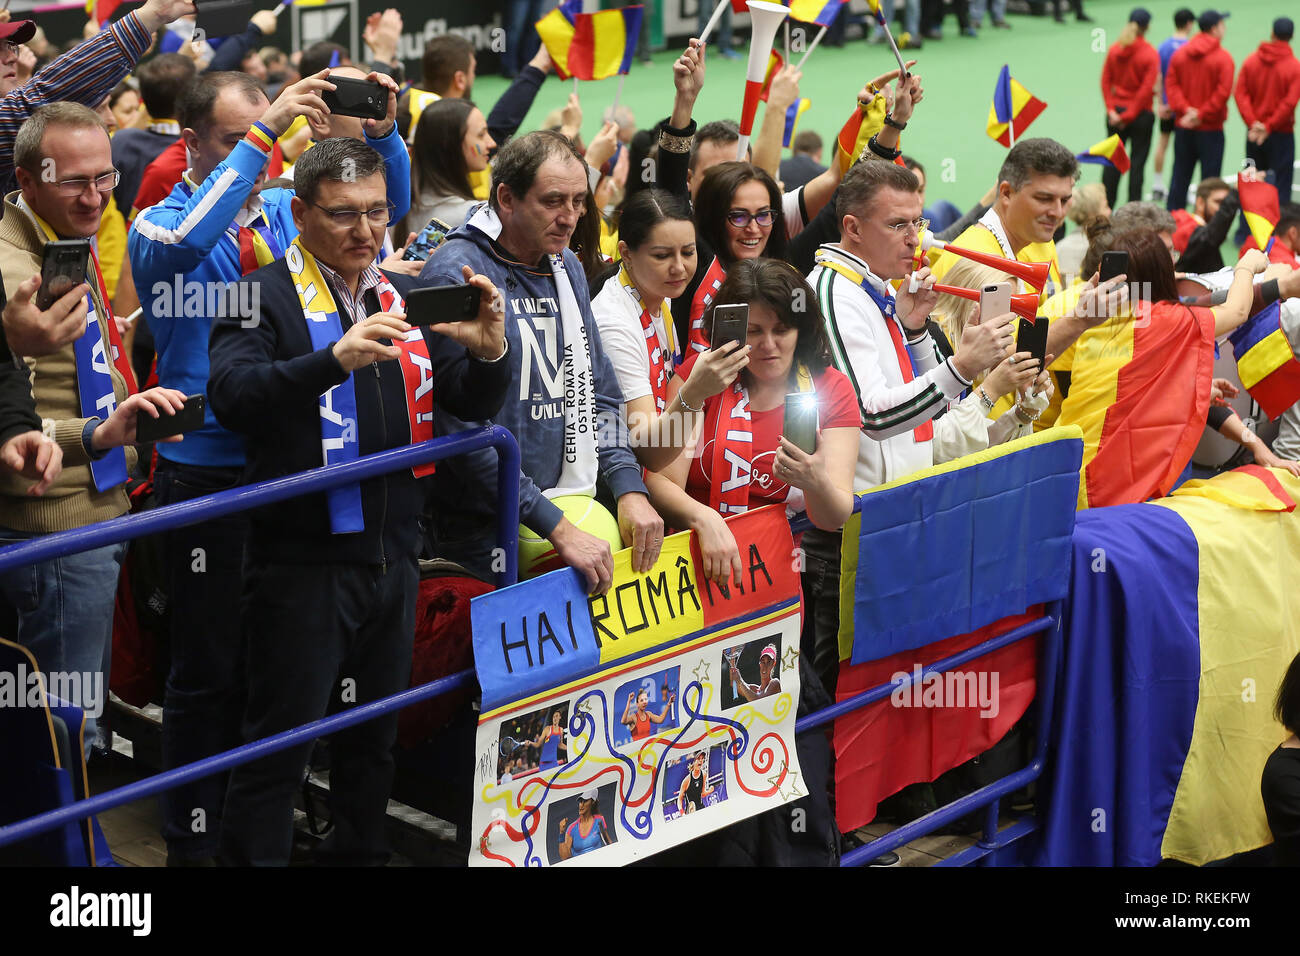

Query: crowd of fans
[0,1,1296,867]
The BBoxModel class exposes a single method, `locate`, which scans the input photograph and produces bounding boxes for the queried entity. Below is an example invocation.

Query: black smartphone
[783,392,818,455]
[405,283,481,325]
[322,76,389,121]
[1016,316,1051,372]
[136,394,205,443]
[36,239,91,311]
[1099,250,1129,283]
[710,303,748,353]
[402,217,453,262]
[194,0,254,40]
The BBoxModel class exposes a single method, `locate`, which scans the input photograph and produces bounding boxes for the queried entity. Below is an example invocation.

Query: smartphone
[322,76,389,121]
[36,239,91,311]
[978,281,1013,324]
[783,392,819,455]
[405,283,481,325]
[402,217,453,262]
[1099,250,1129,283]
[136,394,205,443]
[194,0,255,40]
[1016,316,1051,372]
[710,303,748,353]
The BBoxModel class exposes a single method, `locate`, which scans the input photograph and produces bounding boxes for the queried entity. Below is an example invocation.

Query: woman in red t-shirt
[645,259,859,584]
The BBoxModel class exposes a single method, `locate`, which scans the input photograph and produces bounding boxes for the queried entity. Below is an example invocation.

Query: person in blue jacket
[420,130,664,595]
[126,67,411,866]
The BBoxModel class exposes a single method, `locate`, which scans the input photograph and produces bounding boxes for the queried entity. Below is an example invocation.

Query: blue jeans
[1167,128,1225,212]
[0,529,126,755]
[873,0,921,37]
[153,458,249,862]
[503,0,555,77]
[968,0,1006,25]
[698,0,733,53]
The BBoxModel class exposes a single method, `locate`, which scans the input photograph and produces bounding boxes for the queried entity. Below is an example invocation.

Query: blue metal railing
[0,425,519,852]
[1,454,1060,867]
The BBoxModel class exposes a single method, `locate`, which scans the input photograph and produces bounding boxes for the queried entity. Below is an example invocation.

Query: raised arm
[752,64,800,180]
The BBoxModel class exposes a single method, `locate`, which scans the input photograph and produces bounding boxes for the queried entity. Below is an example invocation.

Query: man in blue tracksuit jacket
[126,68,410,865]
[421,130,664,594]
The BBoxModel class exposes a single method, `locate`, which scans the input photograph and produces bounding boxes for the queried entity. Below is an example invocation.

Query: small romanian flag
[1238,179,1281,254]
[786,0,846,28]
[1076,134,1130,174]
[836,92,888,175]
[537,5,644,82]
[758,49,784,102]
[86,0,126,25]
[1228,300,1300,421]
[986,65,1046,148]
[783,97,811,148]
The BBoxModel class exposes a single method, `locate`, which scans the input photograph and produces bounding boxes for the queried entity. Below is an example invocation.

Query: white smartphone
[979,281,1013,323]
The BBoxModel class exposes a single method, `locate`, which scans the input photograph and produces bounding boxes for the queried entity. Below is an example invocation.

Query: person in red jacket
[1235,18,1300,210]
[1100,8,1159,207]
[1164,10,1234,212]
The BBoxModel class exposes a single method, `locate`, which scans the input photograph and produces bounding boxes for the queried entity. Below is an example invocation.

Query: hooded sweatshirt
[419,208,648,579]
[1166,32,1236,131]
[1102,36,1160,118]
[1234,40,1300,134]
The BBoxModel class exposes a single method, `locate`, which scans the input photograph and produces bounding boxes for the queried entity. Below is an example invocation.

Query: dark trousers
[921,0,969,33]
[800,528,845,701]
[1102,110,1154,208]
[153,459,249,861]
[1247,132,1296,210]
[220,557,418,866]
[1167,128,1225,212]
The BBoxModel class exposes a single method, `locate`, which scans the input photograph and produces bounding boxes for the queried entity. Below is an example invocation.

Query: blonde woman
[930,258,1054,461]
[1099,8,1159,206]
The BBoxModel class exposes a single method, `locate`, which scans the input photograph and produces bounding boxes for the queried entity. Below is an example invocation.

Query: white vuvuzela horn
[736,0,789,162]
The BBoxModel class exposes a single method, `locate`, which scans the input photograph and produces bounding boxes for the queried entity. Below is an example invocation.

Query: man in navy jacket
[208,137,509,866]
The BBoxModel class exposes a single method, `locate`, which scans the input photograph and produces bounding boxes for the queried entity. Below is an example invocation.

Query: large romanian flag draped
[1238,178,1280,253]
[536,4,644,82]
[986,65,1046,148]
[1075,134,1130,174]
[833,429,1082,832]
[1228,300,1300,421]
[1055,301,1215,509]
[1036,466,1300,865]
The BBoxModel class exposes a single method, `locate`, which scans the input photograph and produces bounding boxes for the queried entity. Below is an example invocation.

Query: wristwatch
[883,114,907,131]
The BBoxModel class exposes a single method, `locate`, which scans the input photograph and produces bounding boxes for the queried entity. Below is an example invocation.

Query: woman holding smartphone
[644,259,859,584]
[590,189,752,472]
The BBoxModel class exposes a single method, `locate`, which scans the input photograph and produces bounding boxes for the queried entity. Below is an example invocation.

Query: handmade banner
[469,506,805,866]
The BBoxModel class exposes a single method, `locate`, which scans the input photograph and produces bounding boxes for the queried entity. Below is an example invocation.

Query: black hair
[136,53,195,120]
[690,119,740,171]
[997,138,1079,191]
[294,136,387,205]
[1276,652,1300,737]
[617,188,693,251]
[693,161,787,268]
[422,35,474,94]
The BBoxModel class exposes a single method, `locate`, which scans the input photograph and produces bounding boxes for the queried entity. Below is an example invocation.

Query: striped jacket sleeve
[0,13,152,194]
[815,265,970,441]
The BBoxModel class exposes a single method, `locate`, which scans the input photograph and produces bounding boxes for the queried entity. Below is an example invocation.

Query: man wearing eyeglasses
[127,67,411,866]
[0,103,188,756]
[207,137,509,866]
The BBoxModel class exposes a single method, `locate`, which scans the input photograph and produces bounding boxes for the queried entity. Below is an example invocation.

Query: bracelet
[883,114,907,131]
[658,130,693,155]
[1014,403,1041,425]
[677,390,703,413]
[472,338,509,364]
[867,133,901,161]
[976,386,996,411]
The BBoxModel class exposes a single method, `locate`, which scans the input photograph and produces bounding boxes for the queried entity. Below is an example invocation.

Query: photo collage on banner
[469,506,806,866]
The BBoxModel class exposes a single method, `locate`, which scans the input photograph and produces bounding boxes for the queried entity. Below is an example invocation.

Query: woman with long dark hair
[645,259,859,583]
[1056,231,1269,507]
[591,188,751,472]
[1263,652,1300,866]
[397,97,495,240]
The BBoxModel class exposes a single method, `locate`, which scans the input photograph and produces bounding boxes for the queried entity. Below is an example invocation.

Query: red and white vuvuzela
[920,230,1052,292]
[736,1,789,162]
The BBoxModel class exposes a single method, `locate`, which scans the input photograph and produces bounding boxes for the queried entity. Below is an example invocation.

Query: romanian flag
[1228,301,1300,421]
[1239,178,1281,253]
[1055,301,1216,509]
[782,98,810,148]
[786,0,846,27]
[1036,467,1300,865]
[86,0,126,25]
[835,92,888,175]
[1075,134,1130,174]
[832,429,1082,832]
[757,49,784,102]
[537,5,643,82]
[986,65,1046,148]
